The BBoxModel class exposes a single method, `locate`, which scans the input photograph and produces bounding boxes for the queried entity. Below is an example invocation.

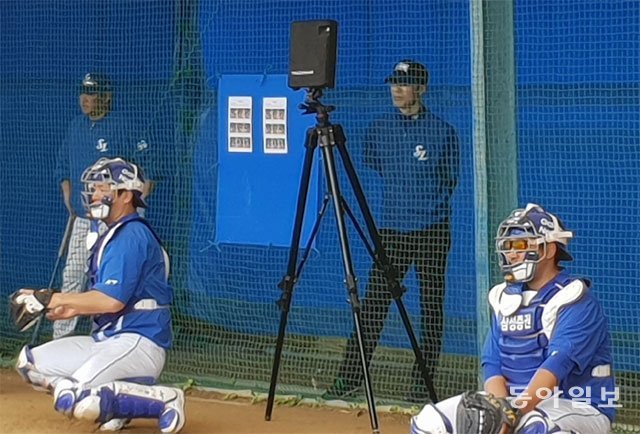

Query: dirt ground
[0,369,413,434]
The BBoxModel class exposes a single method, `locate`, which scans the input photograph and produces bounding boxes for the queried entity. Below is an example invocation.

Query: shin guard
[73,381,185,433]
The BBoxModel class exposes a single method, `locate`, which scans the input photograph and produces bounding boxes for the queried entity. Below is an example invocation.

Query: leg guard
[410,404,453,434]
[98,377,156,431]
[73,381,185,433]
[516,412,576,434]
[53,378,81,417]
[15,345,50,392]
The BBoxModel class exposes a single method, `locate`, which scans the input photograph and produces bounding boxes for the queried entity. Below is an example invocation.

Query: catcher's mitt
[456,391,520,434]
[9,289,54,332]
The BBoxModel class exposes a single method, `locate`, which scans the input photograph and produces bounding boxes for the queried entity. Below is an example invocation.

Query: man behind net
[54,73,131,339]
[325,59,460,403]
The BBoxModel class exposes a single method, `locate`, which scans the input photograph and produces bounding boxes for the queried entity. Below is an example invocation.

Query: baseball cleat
[99,418,131,431]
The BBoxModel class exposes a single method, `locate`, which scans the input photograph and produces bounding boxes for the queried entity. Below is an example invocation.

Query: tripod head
[299,88,335,127]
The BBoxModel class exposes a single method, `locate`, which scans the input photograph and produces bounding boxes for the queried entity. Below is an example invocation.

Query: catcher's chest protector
[491,275,577,387]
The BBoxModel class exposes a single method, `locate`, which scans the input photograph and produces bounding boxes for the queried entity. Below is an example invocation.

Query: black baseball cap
[385,60,429,86]
[80,72,113,94]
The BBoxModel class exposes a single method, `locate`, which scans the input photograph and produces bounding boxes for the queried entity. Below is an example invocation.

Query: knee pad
[516,412,575,434]
[410,404,453,434]
[15,345,49,392]
[53,378,82,417]
[15,345,34,382]
[73,387,104,422]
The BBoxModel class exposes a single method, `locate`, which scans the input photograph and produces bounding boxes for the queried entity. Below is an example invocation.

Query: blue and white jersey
[363,108,459,232]
[482,271,616,421]
[88,213,173,349]
[54,113,132,216]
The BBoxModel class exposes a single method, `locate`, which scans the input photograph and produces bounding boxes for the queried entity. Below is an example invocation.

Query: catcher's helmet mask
[496,203,573,283]
[81,157,147,220]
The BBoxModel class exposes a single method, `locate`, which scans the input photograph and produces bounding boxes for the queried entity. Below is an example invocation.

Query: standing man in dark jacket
[325,60,460,403]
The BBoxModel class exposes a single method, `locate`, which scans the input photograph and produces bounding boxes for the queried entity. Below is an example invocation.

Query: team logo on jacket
[96,139,109,152]
[500,313,533,332]
[413,145,428,161]
[137,139,149,151]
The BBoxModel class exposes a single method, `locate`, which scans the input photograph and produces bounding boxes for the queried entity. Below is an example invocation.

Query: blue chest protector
[490,274,577,388]
[486,273,617,421]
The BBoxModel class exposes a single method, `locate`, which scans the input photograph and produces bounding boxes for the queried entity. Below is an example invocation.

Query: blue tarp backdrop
[1,0,638,371]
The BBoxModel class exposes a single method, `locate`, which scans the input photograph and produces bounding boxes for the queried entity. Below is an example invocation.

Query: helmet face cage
[495,204,574,283]
[80,157,145,219]
[495,218,547,283]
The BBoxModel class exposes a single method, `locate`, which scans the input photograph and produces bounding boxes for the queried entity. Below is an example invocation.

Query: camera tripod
[265,88,437,433]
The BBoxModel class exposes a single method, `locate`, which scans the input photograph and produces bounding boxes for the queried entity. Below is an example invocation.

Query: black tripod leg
[294,194,331,279]
[266,129,318,421]
[320,135,380,434]
[334,126,439,403]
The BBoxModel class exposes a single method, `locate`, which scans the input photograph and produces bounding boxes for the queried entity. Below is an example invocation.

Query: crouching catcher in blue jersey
[11,157,185,433]
[410,203,616,434]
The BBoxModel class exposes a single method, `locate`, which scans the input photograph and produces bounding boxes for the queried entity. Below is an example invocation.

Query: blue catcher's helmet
[495,203,573,283]
[81,157,147,220]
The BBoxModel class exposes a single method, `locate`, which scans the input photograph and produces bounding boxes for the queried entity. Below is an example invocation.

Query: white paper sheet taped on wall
[263,97,288,154]
[228,96,253,153]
